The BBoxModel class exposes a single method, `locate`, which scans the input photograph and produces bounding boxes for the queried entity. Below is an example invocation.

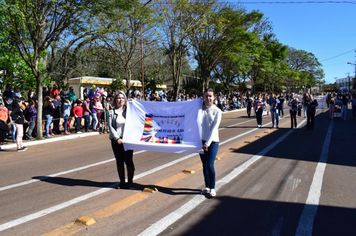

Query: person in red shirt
[72,100,83,133]
[50,84,60,98]
[0,97,9,145]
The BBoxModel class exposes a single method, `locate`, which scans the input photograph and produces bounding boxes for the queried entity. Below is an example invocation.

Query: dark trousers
[75,117,82,132]
[27,121,36,138]
[278,104,284,117]
[83,115,90,131]
[307,110,315,129]
[53,116,60,134]
[111,139,134,168]
[247,106,252,118]
[256,108,263,125]
[111,140,134,187]
[290,110,297,128]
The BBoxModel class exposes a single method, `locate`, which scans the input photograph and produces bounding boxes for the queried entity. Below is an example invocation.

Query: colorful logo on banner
[140,113,184,144]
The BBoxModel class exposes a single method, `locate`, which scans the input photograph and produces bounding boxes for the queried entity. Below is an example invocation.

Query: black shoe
[17,146,27,152]
[127,181,134,189]
[116,182,127,189]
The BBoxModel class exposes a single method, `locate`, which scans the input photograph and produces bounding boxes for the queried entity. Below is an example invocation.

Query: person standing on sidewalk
[52,94,61,134]
[73,100,83,133]
[62,97,72,134]
[25,100,37,140]
[82,96,92,132]
[102,95,112,133]
[0,97,9,145]
[199,88,222,198]
[10,97,27,152]
[108,91,134,189]
[43,96,55,138]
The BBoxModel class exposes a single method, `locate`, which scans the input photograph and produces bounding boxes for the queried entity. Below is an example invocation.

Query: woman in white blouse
[200,88,222,198]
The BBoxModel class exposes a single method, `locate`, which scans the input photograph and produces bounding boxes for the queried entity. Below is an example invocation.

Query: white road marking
[0,132,100,150]
[0,114,298,232]
[295,120,333,236]
[0,118,269,232]
[138,121,304,236]
[0,118,256,192]
[0,150,146,192]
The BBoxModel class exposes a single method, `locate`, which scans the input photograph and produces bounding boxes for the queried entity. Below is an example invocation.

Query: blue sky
[228,0,356,84]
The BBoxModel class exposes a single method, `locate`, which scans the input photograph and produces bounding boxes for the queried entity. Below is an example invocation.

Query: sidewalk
[0,131,101,151]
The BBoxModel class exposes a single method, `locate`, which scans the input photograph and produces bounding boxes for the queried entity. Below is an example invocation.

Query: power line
[238,1,356,4]
[320,49,356,62]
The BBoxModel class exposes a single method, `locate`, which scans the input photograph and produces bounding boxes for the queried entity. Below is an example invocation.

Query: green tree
[286,47,324,92]
[0,12,45,92]
[0,0,129,139]
[189,2,264,92]
[157,0,202,100]
[99,0,155,96]
[260,34,288,93]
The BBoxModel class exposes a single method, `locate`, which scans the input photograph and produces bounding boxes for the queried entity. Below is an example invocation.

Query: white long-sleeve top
[201,104,222,146]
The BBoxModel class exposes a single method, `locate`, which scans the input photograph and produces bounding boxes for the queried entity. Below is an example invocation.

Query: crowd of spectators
[1,84,355,149]
[0,84,114,147]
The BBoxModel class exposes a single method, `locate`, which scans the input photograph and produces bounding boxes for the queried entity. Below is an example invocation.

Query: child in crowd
[73,100,83,133]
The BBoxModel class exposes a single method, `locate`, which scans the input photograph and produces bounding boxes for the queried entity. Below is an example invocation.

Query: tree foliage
[0,0,326,111]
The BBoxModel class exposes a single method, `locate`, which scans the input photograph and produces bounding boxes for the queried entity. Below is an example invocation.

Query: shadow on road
[172,195,356,236]
[32,176,201,195]
[32,176,117,188]
[231,110,356,167]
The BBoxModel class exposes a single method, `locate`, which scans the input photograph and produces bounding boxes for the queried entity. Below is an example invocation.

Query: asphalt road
[0,106,355,236]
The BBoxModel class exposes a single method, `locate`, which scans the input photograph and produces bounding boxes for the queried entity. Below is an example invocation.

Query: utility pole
[346,50,356,92]
[139,0,152,98]
[141,20,144,95]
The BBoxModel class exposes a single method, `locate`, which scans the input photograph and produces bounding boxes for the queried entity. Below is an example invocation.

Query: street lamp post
[347,62,356,92]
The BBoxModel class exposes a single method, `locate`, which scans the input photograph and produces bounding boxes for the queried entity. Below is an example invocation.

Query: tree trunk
[36,76,43,140]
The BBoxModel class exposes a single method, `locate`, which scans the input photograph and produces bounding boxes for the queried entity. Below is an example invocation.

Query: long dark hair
[12,97,21,109]
[43,96,52,108]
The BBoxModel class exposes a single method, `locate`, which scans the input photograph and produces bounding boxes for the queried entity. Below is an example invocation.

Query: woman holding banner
[108,91,135,189]
[200,88,222,198]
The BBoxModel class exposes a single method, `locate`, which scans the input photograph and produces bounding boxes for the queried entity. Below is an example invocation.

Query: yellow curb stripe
[43,145,230,236]
[44,163,204,236]
[42,222,81,236]
[92,192,149,219]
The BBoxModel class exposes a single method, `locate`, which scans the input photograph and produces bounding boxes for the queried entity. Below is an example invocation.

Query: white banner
[123,99,204,153]
[294,94,303,102]
[315,95,326,109]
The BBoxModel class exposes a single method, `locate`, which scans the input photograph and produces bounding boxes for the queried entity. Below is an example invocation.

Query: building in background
[335,77,352,92]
